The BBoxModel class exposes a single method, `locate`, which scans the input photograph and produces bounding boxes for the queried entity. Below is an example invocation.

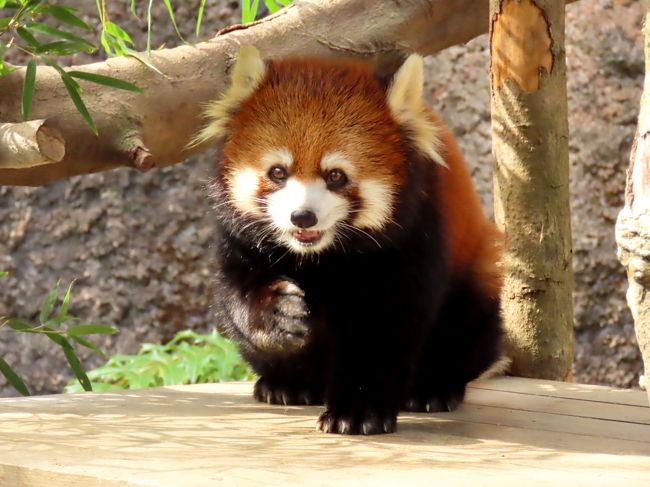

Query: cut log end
[132,146,154,172]
[490,0,554,93]
[0,120,65,169]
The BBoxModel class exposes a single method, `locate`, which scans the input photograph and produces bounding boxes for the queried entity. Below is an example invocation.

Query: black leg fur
[403,276,503,413]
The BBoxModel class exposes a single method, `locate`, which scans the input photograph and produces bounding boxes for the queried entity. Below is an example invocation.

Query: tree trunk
[0,0,578,187]
[489,0,574,380]
[615,4,650,402]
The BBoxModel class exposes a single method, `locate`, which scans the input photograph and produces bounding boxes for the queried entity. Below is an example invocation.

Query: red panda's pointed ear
[191,46,266,147]
[387,54,446,166]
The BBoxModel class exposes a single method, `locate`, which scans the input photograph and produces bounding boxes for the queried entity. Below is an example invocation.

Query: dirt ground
[0,0,645,396]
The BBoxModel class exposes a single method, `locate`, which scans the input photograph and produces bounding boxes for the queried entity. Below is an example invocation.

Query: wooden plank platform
[0,377,648,486]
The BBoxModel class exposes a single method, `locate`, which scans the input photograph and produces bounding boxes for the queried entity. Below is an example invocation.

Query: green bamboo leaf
[60,72,98,135]
[7,318,31,331]
[0,357,30,396]
[124,48,165,77]
[263,0,280,14]
[71,335,107,359]
[39,5,91,31]
[104,21,132,45]
[39,282,58,324]
[62,342,92,391]
[57,281,74,322]
[276,0,291,5]
[21,59,35,120]
[94,0,103,23]
[242,0,260,23]
[26,23,95,48]
[0,1,21,8]
[99,31,113,56]
[146,0,153,53]
[0,271,7,278]
[68,71,142,93]
[36,40,95,55]
[161,0,184,42]
[196,0,207,37]
[16,26,40,48]
[67,324,119,336]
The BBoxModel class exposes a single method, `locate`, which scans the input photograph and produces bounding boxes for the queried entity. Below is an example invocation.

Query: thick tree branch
[0,0,576,186]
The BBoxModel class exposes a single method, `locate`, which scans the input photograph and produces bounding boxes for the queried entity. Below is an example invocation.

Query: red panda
[197,46,503,435]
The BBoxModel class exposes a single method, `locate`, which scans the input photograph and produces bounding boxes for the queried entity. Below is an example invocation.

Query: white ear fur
[387,54,446,166]
[191,46,266,146]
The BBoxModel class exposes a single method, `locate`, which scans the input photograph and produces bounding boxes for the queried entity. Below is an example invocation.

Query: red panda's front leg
[316,313,415,435]
[214,264,326,406]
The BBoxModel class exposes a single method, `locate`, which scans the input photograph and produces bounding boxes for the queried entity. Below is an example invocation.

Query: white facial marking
[267,178,349,254]
[320,151,356,178]
[354,180,394,230]
[227,148,293,216]
[229,167,262,216]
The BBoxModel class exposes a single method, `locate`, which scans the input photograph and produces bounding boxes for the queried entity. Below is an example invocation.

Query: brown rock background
[0,0,644,396]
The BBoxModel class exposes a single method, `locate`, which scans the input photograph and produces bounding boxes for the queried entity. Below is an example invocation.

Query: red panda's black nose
[291,210,318,229]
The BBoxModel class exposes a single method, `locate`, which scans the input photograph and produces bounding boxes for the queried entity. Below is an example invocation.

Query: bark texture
[0,0,580,187]
[490,0,574,379]
[616,3,650,401]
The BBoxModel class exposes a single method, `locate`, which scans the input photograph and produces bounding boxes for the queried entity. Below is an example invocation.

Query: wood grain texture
[490,0,574,380]
[0,378,648,487]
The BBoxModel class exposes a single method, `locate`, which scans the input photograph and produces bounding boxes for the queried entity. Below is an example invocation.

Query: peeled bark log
[616,3,650,403]
[0,0,578,187]
[490,0,574,380]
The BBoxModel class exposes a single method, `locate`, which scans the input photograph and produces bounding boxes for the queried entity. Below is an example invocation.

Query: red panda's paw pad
[254,377,323,406]
[317,409,397,435]
[402,388,465,413]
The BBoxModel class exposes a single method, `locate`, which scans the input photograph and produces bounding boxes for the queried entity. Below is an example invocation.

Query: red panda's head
[196,47,444,254]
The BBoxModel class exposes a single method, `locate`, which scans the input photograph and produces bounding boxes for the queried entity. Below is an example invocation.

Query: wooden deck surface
[0,377,648,486]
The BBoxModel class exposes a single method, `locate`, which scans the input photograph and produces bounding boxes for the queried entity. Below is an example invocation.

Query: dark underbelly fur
[211,160,503,435]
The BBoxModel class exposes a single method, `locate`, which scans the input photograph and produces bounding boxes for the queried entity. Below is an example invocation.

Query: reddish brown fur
[224,58,406,186]
[432,111,503,298]
[223,56,502,298]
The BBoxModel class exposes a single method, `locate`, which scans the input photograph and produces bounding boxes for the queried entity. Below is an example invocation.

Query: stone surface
[0,0,646,395]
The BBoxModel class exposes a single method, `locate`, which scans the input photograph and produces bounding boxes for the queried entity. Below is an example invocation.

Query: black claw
[254,377,323,406]
[402,387,465,413]
[317,409,397,435]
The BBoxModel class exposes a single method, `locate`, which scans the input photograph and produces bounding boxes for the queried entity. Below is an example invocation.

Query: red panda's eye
[268,165,288,183]
[326,169,348,189]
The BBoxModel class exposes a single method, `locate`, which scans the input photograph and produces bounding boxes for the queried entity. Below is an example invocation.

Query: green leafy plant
[241,0,291,23]
[1,1,293,134]
[65,329,254,393]
[0,276,118,396]
[0,1,142,134]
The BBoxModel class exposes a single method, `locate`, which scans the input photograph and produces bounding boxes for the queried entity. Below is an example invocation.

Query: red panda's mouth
[293,229,323,244]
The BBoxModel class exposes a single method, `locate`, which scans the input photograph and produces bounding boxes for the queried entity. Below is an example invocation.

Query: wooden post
[615,3,650,403]
[489,0,574,379]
